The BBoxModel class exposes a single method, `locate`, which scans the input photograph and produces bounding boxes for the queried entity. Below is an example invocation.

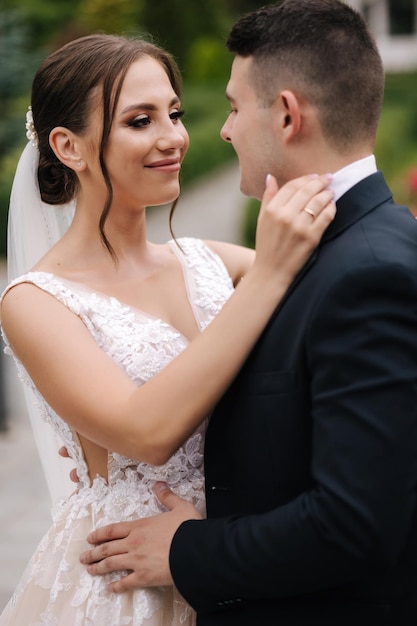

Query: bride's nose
[156,122,187,152]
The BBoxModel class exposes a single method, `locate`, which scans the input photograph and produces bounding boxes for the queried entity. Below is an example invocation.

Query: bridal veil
[7,140,75,506]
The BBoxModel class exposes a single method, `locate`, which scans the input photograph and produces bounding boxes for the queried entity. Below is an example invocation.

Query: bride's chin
[156,190,181,207]
[149,197,180,209]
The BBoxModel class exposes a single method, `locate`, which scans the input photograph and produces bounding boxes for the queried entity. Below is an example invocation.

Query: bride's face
[85,56,189,211]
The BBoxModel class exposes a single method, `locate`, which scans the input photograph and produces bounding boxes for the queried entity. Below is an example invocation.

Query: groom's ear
[49,127,85,172]
[276,90,301,142]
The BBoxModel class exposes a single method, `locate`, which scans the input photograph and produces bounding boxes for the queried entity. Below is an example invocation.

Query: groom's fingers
[81,486,202,568]
[106,571,143,593]
[153,482,203,524]
[153,481,181,509]
[86,521,131,546]
[153,482,202,518]
[80,536,127,565]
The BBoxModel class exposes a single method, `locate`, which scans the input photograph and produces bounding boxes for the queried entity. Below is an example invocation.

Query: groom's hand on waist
[79,482,202,593]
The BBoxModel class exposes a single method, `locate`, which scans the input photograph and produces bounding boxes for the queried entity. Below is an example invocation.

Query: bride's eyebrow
[120,96,181,115]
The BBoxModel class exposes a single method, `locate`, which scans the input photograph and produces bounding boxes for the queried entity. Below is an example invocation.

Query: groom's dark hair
[226,0,384,152]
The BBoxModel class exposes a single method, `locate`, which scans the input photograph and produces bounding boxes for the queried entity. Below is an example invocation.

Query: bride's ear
[49,127,85,172]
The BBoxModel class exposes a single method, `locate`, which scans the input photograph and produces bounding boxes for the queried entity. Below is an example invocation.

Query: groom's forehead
[226,57,258,102]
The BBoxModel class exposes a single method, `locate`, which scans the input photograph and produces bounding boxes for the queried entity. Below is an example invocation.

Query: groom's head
[221,0,384,199]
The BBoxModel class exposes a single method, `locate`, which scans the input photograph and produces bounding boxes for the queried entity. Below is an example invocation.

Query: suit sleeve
[169,261,417,613]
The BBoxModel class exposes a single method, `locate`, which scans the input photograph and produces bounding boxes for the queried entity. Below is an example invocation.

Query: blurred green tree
[224,0,276,19]
[0,8,43,256]
[0,9,38,157]
[139,0,226,75]
[79,0,141,35]
[2,0,85,49]
[185,36,231,82]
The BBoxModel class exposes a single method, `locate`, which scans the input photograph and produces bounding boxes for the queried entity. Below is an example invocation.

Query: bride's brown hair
[31,34,183,257]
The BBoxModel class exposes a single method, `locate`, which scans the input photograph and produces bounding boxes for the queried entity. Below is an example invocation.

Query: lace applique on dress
[0,238,234,626]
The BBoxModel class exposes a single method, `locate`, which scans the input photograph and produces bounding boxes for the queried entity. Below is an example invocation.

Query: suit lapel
[321,171,392,243]
[266,171,393,325]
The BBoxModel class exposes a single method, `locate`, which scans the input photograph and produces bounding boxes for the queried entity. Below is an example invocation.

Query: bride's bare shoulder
[203,240,255,286]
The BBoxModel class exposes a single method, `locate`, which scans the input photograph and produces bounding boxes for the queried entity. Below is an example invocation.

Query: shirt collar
[329,155,377,202]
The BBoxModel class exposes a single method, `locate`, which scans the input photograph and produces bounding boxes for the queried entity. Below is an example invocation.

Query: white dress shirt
[330,155,377,202]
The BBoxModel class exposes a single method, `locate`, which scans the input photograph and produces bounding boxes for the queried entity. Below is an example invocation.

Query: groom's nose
[220,118,232,143]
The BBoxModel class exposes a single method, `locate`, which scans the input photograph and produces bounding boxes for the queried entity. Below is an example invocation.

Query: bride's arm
[1,175,334,465]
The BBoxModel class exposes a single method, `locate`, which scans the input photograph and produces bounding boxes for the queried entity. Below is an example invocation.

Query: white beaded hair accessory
[25,105,38,148]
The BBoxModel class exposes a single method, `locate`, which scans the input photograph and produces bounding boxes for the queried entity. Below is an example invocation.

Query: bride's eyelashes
[127,110,185,129]
[128,115,151,129]
[170,110,185,122]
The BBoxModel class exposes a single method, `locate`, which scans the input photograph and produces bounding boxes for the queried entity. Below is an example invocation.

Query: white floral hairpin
[25,106,39,148]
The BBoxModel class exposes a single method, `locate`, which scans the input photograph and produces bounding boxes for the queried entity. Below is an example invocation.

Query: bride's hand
[251,173,335,288]
[58,446,79,483]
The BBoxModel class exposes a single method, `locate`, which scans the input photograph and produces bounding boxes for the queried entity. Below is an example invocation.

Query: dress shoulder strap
[1,272,87,318]
[169,237,234,331]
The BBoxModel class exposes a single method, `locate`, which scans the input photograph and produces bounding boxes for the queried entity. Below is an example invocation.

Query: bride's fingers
[251,173,336,283]
[282,175,334,217]
[69,468,79,483]
[309,197,337,232]
[257,179,334,246]
[58,446,70,458]
[299,188,336,221]
[262,173,332,210]
[263,173,279,203]
[258,174,333,231]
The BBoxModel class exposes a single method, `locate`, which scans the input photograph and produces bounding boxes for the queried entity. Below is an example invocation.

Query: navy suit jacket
[170,172,417,625]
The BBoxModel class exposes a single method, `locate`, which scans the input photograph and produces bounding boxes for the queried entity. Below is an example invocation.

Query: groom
[80,1,417,624]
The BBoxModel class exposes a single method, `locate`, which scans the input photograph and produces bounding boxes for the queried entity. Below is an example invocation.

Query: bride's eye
[127,115,151,129]
[169,110,185,123]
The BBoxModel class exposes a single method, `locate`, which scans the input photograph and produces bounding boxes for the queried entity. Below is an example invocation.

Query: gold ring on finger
[303,208,315,219]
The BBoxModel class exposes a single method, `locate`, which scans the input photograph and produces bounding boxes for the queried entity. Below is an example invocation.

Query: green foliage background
[1,0,417,256]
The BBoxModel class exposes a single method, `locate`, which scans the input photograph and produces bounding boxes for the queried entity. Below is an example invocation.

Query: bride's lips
[145,158,181,172]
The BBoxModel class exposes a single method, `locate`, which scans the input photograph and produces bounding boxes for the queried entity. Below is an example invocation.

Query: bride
[0,34,334,625]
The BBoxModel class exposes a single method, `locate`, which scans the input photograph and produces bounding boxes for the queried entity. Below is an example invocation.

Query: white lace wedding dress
[0,238,234,626]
